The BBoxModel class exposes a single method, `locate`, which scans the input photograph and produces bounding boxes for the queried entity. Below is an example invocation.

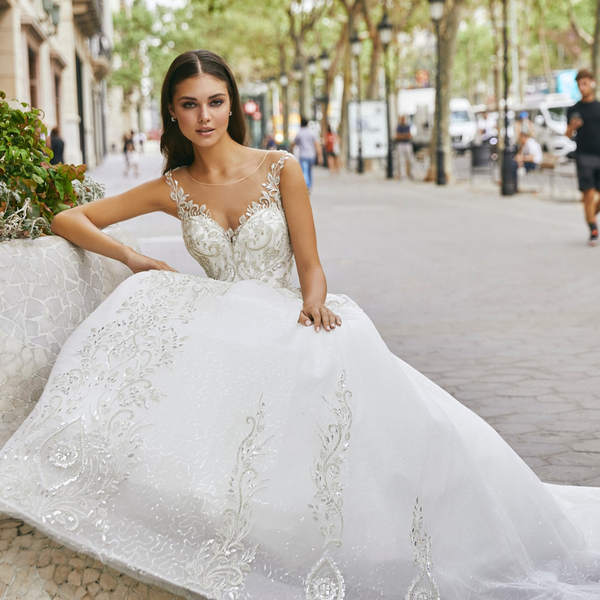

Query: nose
[198,105,211,123]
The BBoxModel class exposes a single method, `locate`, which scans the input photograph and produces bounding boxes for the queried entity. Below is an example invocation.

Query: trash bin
[471,144,492,167]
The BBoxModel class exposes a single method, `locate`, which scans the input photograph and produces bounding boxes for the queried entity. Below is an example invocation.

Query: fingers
[300,306,342,332]
[299,310,312,327]
[311,308,323,332]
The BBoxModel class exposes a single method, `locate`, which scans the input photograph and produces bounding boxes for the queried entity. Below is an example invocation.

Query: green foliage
[0,91,95,241]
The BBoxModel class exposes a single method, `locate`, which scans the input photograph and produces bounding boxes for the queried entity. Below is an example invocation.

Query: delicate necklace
[186,152,269,186]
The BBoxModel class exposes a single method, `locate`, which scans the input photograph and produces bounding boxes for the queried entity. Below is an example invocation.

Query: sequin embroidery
[406,498,440,600]
[185,398,271,599]
[306,372,353,600]
[165,153,295,289]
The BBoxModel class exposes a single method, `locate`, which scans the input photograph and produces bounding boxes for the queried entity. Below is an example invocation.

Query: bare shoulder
[122,174,176,213]
[277,152,303,183]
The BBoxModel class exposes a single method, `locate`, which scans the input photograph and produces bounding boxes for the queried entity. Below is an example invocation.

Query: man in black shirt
[567,68,600,245]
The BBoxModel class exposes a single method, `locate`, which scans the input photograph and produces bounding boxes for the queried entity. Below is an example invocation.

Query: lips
[196,128,214,134]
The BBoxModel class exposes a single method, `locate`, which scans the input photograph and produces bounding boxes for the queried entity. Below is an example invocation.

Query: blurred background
[1,0,598,181]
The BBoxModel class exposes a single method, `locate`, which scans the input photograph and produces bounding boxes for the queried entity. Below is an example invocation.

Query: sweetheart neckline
[182,200,280,244]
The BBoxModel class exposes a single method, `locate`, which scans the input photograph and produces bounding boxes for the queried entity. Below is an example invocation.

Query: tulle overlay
[2,152,600,600]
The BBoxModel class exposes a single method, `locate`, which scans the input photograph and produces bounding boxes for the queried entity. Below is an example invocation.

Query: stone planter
[0,226,138,448]
[0,227,188,600]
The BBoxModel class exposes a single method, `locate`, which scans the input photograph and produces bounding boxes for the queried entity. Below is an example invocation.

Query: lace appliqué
[0,272,225,538]
[185,398,271,599]
[165,154,296,289]
[306,555,345,600]
[306,372,353,600]
[406,498,441,600]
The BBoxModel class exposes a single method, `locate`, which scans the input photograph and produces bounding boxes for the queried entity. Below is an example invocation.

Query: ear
[168,104,176,118]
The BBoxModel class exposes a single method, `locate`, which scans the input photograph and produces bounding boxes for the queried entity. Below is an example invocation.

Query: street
[91,149,600,486]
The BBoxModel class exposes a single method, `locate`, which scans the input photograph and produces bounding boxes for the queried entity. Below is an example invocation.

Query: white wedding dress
[2,152,600,600]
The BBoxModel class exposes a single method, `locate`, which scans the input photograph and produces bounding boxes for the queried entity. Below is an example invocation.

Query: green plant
[0,90,100,241]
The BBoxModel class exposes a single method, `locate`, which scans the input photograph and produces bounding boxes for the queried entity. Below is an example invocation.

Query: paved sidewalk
[90,151,600,486]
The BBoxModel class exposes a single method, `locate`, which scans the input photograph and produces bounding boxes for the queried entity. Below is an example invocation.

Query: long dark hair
[160,50,248,174]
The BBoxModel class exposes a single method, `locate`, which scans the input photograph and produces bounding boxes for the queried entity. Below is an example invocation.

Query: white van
[396,90,479,151]
[449,98,479,151]
[516,95,576,156]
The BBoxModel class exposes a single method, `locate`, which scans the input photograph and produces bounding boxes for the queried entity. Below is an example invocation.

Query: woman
[324,124,340,174]
[1,50,600,600]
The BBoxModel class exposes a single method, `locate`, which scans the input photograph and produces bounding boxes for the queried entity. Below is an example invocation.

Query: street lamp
[319,50,331,72]
[429,0,446,185]
[377,10,394,179]
[501,0,516,195]
[350,30,364,174]
[280,71,289,147]
[293,58,304,117]
[307,56,317,121]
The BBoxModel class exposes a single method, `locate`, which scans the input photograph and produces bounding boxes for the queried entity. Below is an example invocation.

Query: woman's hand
[299,304,342,333]
[124,249,178,273]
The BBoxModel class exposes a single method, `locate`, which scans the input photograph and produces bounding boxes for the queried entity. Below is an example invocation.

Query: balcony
[72,0,102,37]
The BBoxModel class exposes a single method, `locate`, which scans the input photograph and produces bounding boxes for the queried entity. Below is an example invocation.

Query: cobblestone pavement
[2,149,598,599]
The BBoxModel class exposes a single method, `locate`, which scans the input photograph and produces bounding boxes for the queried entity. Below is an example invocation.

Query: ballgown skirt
[1,270,600,600]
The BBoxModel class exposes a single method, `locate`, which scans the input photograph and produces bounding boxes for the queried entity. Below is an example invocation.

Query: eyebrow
[177,93,227,101]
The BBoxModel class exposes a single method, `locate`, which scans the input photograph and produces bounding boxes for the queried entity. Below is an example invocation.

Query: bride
[1,49,600,600]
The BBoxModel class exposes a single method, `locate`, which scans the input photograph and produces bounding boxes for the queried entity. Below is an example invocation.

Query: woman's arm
[279,156,341,332]
[51,177,178,273]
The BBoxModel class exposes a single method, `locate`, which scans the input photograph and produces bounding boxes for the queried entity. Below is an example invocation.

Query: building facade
[0,0,112,167]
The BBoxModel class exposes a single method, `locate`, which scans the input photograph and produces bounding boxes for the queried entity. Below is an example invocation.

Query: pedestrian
[478,111,496,143]
[123,136,139,177]
[394,115,415,180]
[48,127,65,164]
[261,132,278,150]
[122,132,131,170]
[566,68,600,246]
[292,116,322,192]
[512,130,542,191]
[137,131,147,153]
[323,125,340,174]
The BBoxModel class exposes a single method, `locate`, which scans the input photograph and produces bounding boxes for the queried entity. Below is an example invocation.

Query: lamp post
[280,71,289,148]
[293,58,304,117]
[501,0,516,195]
[350,30,364,174]
[428,0,446,185]
[377,11,394,179]
[307,56,317,122]
[319,50,331,146]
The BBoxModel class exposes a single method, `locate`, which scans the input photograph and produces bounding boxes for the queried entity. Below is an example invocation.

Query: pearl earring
[171,116,176,122]
[229,111,232,116]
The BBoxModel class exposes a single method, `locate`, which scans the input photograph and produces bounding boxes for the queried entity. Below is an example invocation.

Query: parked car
[449,98,479,152]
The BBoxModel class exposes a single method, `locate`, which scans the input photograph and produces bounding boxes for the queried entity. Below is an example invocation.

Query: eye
[211,99,224,106]
[182,102,197,108]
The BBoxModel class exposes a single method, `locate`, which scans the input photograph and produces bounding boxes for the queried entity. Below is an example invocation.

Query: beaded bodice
[165,153,294,289]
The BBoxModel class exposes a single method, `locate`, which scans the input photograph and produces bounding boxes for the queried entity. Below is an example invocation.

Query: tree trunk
[339,23,353,168]
[425,0,465,183]
[337,0,361,168]
[594,0,600,85]
[537,1,553,94]
[489,0,501,111]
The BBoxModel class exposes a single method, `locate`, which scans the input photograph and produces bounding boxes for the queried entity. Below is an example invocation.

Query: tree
[426,0,466,182]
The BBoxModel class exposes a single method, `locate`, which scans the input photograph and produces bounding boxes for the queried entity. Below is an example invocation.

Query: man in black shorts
[567,68,600,246]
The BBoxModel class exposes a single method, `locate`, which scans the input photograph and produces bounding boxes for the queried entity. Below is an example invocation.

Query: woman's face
[169,74,231,148]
